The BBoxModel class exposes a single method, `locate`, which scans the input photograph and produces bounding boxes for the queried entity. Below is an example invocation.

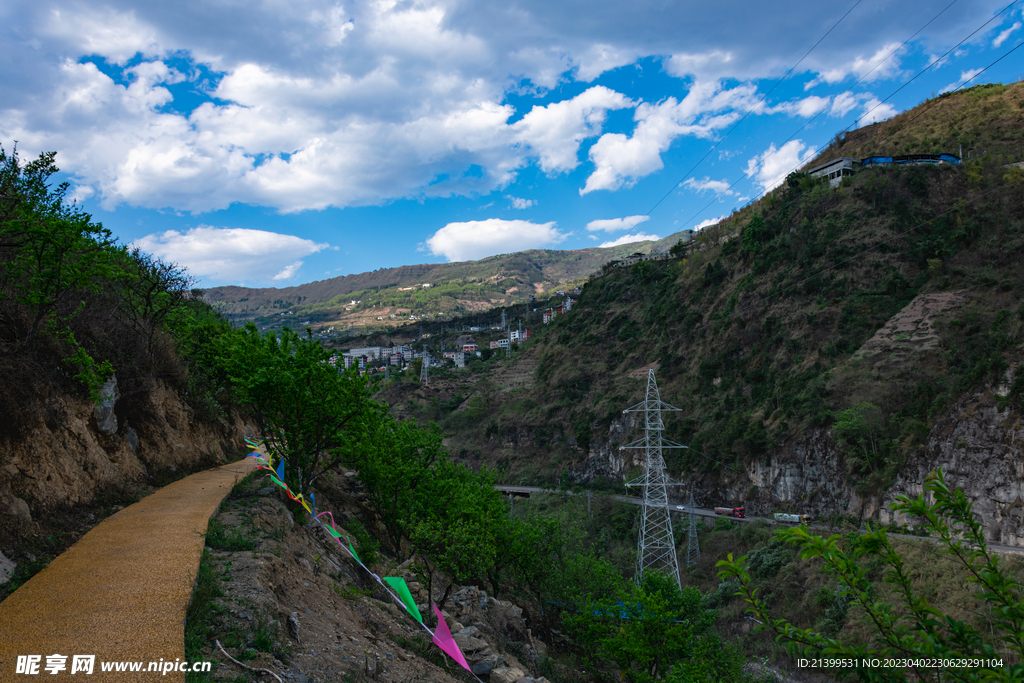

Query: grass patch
[391,634,448,669]
[0,554,54,602]
[228,470,265,499]
[205,518,257,551]
[334,582,374,600]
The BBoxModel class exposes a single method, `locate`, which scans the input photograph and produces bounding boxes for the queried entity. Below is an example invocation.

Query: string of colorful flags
[243,437,478,678]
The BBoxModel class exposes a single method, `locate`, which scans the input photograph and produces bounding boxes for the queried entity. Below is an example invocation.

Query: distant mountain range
[202,231,692,330]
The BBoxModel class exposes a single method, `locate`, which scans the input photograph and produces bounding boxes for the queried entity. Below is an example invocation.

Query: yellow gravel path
[0,458,254,682]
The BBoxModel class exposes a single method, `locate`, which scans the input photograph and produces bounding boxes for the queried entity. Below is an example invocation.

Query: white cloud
[586,215,649,232]
[858,97,898,125]
[573,44,640,82]
[132,226,330,283]
[829,91,860,117]
[426,218,567,262]
[939,68,985,94]
[745,140,817,193]
[273,261,304,280]
[664,51,742,81]
[768,95,831,118]
[598,232,661,248]
[993,21,1021,48]
[41,6,163,65]
[2,0,1008,215]
[694,215,727,230]
[581,81,758,194]
[513,85,634,174]
[828,91,897,124]
[507,195,535,209]
[808,42,904,87]
[682,177,736,196]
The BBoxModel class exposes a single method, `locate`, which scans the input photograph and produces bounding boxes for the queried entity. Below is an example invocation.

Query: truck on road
[714,506,745,518]
[773,513,811,524]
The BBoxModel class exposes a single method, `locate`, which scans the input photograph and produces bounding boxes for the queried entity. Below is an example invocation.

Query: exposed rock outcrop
[0,379,249,514]
[571,383,1024,546]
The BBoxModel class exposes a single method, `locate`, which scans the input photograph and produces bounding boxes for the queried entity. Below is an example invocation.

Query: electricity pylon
[620,369,683,589]
[419,354,430,385]
[685,490,700,566]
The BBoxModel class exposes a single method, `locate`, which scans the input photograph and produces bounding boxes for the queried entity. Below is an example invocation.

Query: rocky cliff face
[0,376,250,520]
[882,387,1024,546]
[566,384,1024,546]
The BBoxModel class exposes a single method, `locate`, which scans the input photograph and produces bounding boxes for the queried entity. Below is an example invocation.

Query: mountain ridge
[202,236,690,329]
[378,80,1024,545]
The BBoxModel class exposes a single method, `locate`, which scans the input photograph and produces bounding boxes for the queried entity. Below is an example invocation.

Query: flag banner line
[245,441,482,681]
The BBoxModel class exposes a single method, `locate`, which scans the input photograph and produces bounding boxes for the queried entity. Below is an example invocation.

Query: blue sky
[2,0,1022,288]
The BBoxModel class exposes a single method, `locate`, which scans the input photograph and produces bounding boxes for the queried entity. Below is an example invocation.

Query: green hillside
[380,81,1024,506]
[202,240,686,333]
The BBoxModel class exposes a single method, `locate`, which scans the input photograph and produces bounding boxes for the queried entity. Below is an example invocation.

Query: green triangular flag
[348,538,360,564]
[384,577,422,623]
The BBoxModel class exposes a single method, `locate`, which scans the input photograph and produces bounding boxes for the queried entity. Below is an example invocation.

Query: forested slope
[382,82,1024,543]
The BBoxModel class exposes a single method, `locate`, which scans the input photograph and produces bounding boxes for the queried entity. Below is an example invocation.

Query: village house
[809,153,961,187]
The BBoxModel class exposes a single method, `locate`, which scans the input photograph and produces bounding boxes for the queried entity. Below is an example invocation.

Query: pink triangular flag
[431,603,471,671]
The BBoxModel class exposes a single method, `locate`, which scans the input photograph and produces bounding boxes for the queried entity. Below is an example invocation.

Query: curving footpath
[0,458,254,682]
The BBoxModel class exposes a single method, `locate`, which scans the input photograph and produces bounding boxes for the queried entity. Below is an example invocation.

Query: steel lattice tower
[685,490,700,567]
[419,353,430,385]
[620,369,683,589]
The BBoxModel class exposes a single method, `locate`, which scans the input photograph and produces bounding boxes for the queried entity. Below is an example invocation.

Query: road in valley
[493,485,1024,556]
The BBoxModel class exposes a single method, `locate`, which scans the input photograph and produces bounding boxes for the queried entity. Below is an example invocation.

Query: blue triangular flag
[309,492,315,517]
[276,458,285,482]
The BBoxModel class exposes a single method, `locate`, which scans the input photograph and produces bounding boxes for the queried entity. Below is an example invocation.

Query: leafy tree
[565,572,745,683]
[409,460,506,613]
[0,145,115,351]
[164,295,236,421]
[500,514,622,635]
[117,247,195,353]
[358,416,447,561]
[833,402,897,491]
[220,324,375,495]
[718,469,1024,682]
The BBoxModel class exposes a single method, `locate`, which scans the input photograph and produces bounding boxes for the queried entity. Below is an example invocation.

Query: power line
[884,38,1024,140]
[604,8,1024,337]
[615,0,866,242]
[676,0,1018,235]
[853,0,1019,130]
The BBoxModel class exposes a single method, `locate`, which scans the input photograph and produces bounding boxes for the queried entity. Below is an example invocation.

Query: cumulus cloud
[829,91,860,117]
[857,97,898,125]
[507,195,535,209]
[273,261,304,280]
[586,215,649,232]
[768,95,831,118]
[940,68,985,94]
[807,42,905,87]
[132,226,330,283]
[993,21,1021,48]
[682,177,736,196]
[598,233,661,248]
[2,0,1006,215]
[513,85,634,174]
[426,219,567,262]
[573,44,640,82]
[581,81,758,194]
[694,215,727,230]
[745,140,817,193]
[827,91,896,123]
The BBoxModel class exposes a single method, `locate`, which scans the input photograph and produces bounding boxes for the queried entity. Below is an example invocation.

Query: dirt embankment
[0,376,251,594]
[199,472,549,683]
